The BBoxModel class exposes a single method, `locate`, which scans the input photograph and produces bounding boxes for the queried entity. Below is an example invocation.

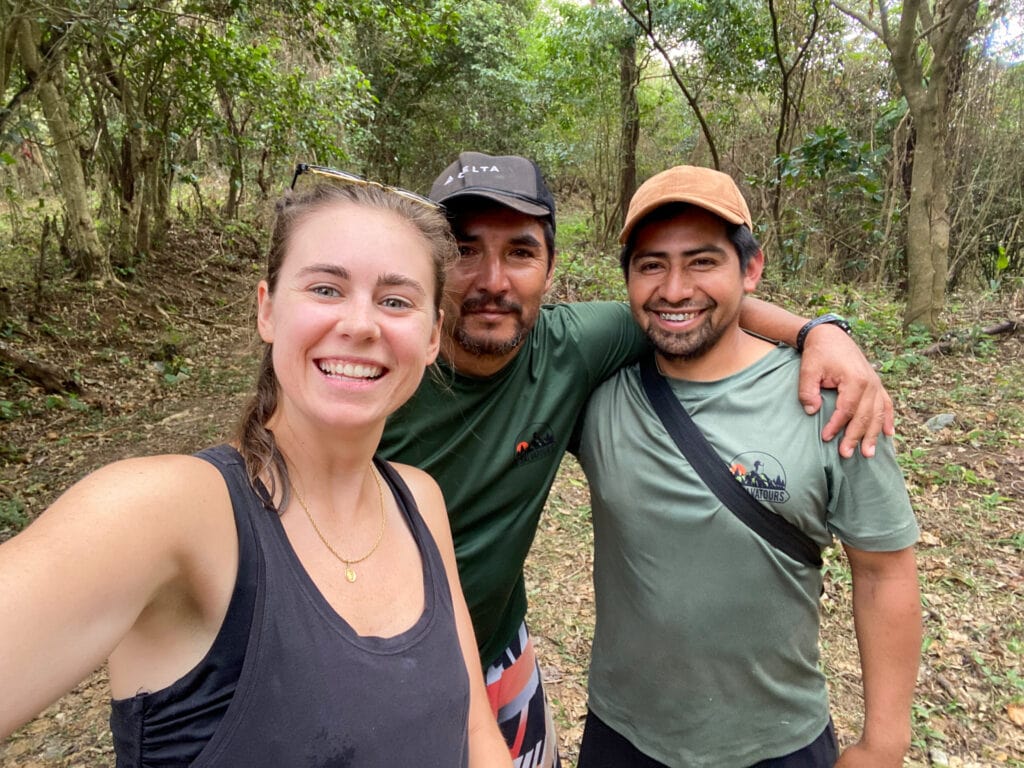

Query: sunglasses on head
[290,163,440,211]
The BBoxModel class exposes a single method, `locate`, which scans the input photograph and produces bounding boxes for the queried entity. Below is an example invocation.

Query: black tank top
[110,445,470,767]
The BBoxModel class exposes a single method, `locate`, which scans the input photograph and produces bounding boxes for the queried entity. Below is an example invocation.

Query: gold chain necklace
[292,467,386,583]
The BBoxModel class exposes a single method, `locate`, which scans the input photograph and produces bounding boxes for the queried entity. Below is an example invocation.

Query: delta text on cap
[619,165,752,244]
[429,151,556,225]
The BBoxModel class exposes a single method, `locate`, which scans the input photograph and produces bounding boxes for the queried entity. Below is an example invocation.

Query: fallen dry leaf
[1008,703,1024,728]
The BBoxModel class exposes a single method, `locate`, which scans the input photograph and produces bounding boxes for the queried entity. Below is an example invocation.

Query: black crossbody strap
[639,353,823,568]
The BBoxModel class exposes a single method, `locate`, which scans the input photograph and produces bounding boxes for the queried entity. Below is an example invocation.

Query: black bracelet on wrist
[795,313,852,353]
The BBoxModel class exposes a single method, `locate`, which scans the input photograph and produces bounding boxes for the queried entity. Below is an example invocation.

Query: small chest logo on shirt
[514,423,557,466]
[729,451,791,504]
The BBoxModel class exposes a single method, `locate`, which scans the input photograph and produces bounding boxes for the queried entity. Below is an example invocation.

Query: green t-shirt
[379,302,646,665]
[577,345,919,767]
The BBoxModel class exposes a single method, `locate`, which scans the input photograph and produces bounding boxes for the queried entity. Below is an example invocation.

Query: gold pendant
[346,567,357,583]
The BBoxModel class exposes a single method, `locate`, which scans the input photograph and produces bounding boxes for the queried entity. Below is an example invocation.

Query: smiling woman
[256,199,442,437]
[0,181,511,767]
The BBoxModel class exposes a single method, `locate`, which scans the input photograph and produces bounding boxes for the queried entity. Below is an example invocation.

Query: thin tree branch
[619,0,720,168]
[832,0,884,39]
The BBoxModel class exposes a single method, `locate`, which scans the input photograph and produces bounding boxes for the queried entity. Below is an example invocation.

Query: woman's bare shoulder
[386,461,450,540]
[35,452,232,543]
[386,461,443,504]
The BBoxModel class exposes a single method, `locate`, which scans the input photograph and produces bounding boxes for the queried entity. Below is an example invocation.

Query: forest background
[0,0,1022,766]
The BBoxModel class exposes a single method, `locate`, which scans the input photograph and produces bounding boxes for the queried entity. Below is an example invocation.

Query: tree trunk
[114,123,143,267]
[16,19,111,282]
[903,109,946,329]
[892,18,955,331]
[1,2,20,102]
[615,34,639,235]
[148,155,170,247]
[135,175,152,257]
[218,86,246,220]
[135,141,165,255]
[834,0,978,332]
[153,151,173,238]
[902,103,952,330]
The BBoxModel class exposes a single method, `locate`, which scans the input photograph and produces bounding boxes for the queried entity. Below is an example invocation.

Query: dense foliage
[0,0,1021,330]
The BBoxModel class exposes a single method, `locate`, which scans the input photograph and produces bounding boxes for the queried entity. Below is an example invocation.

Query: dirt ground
[0,223,1022,766]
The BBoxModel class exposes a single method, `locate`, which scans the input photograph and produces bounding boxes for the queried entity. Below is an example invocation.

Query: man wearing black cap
[378,152,895,766]
[574,165,920,767]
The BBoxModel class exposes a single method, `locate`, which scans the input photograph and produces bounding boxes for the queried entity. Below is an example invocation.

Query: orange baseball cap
[619,165,752,244]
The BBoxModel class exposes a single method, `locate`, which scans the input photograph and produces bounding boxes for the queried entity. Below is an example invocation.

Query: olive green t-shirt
[379,302,646,665]
[577,345,919,767]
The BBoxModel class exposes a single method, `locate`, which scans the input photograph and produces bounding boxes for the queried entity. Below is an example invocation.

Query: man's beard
[643,303,724,362]
[449,294,528,358]
[453,325,526,358]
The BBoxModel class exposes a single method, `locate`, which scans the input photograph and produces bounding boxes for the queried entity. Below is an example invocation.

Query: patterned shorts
[484,622,562,768]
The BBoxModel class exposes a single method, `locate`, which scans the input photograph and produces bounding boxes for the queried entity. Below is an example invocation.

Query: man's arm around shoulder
[739,297,894,458]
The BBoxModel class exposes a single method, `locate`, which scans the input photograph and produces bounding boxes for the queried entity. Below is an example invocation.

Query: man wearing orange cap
[573,165,921,767]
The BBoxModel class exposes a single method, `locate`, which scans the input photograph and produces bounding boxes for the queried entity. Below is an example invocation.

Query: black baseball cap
[429,151,556,229]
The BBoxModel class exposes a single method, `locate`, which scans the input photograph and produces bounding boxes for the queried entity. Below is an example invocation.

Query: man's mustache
[461,294,523,314]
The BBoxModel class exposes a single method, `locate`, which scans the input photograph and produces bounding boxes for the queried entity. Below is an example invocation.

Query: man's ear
[544,250,557,294]
[743,250,764,294]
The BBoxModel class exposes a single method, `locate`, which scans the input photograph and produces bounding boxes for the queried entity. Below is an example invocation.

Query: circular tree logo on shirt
[514,423,557,466]
[729,451,791,504]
